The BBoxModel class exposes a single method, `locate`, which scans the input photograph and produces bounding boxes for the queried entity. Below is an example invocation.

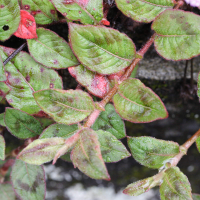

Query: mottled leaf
[69,23,136,74]
[40,123,78,139]
[0,0,20,41]
[92,104,126,139]
[0,183,16,200]
[68,65,110,98]
[71,128,110,180]
[152,9,200,60]
[196,136,200,152]
[0,135,5,160]
[160,167,192,200]
[20,0,58,25]
[0,56,6,81]
[17,137,65,165]
[36,117,54,129]
[0,82,10,102]
[51,0,103,25]
[0,113,5,127]
[193,194,200,200]
[5,108,43,139]
[96,130,130,162]
[0,46,62,114]
[14,10,37,39]
[28,28,79,69]
[11,159,45,200]
[128,136,180,169]
[115,0,174,23]
[34,89,94,125]
[113,78,168,123]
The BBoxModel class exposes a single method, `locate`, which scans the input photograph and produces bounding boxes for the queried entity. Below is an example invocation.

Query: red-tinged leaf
[71,128,110,180]
[0,183,16,200]
[14,10,37,39]
[68,65,110,98]
[0,82,11,102]
[0,56,6,81]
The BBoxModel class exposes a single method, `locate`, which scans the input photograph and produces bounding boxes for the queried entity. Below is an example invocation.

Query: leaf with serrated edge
[0,183,15,200]
[5,108,43,139]
[51,0,103,25]
[71,128,110,180]
[96,130,130,162]
[115,0,174,23]
[160,167,192,200]
[92,104,126,139]
[0,113,5,127]
[34,89,94,125]
[69,23,136,75]
[0,0,20,41]
[11,159,46,200]
[0,135,5,160]
[40,123,78,139]
[193,194,200,200]
[17,137,65,165]
[0,82,11,102]
[128,136,179,169]
[152,9,200,60]
[20,0,58,25]
[113,78,168,123]
[28,28,79,69]
[0,46,62,114]
[68,65,110,98]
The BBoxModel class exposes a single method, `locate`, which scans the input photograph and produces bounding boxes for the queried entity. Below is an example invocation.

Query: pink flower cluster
[185,0,200,7]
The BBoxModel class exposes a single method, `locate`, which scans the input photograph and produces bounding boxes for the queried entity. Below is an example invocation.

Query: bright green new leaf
[113,78,168,123]
[152,9,200,60]
[115,0,174,23]
[196,136,200,152]
[71,128,110,180]
[0,0,20,41]
[69,23,136,74]
[0,82,10,102]
[5,108,43,139]
[0,113,5,127]
[160,167,192,200]
[92,104,126,139]
[193,194,200,200]
[28,28,79,69]
[11,159,46,200]
[0,46,62,114]
[0,135,5,160]
[18,137,65,165]
[40,123,78,139]
[96,130,130,162]
[128,136,180,169]
[20,0,58,25]
[51,0,103,25]
[34,89,94,125]
[0,183,16,200]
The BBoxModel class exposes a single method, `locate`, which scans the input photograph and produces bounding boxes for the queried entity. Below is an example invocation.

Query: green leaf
[20,0,58,25]
[5,108,43,139]
[36,117,54,129]
[0,135,5,160]
[28,28,79,69]
[92,104,126,139]
[130,64,138,78]
[40,123,78,139]
[69,23,136,75]
[96,130,130,162]
[68,65,110,98]
[115,0,174,23]
[0,56,6,81]
[0,46,63,114]
[152,9,200,60]
[0,183,16,200]
[0,0,20,41]
[0,82,10,102]
[34,89,94,125]
[193,194,200,200]
[71,128,110,180]
[197,73,200,100]
[113,78,168,123]
[51,0,103,25]
[160,167,192,200]
[11,159,45,200]
[0,113,5,127]
[196,136,200,152]
[128,136,180,169]
[17,137,65,165]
